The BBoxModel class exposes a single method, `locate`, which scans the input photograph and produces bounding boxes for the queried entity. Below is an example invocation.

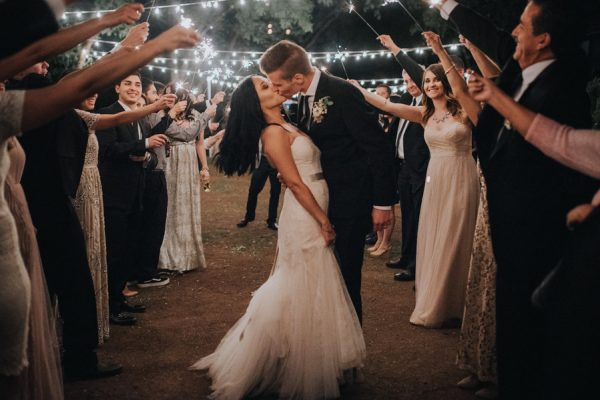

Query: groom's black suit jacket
[298,72,397,220]
[448,4,598,399]
[96,102,157,211]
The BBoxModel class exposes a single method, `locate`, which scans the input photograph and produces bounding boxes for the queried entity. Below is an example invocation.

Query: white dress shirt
[118,100,149,148]
[396,94,423,159]
[299,67,322,128]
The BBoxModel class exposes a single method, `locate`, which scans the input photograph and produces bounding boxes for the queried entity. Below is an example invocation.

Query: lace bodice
[75,109,100,167]
[424,121,472,157]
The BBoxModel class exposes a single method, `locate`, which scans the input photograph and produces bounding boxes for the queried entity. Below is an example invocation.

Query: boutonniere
[312,96,334,124]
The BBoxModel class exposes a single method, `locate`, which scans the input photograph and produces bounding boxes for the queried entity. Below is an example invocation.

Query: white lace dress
[191,127,366,399]
[71,109,109,344]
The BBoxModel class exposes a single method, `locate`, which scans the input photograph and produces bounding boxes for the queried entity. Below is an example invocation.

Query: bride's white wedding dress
[191,124,366,399]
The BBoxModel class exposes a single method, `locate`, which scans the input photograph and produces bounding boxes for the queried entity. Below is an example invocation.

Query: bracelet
[444,64,457,75]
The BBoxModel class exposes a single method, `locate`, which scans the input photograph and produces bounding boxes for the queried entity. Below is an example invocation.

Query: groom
[260,41,397,321]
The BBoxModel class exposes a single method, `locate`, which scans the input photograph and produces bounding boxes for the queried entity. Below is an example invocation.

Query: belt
[309,172,324,181]
[169,140,194,147]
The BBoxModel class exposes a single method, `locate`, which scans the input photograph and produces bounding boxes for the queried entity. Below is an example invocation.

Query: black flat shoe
[364,232,377,245]
[121,302,146,313]
[236,218,253,228]
[394,271,415,282]
[65,361,123,381]
[386,258,409,269]
[267,222,278,231]
[109,312,137,325]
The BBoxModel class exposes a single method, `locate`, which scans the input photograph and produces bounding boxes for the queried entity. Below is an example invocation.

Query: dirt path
[65,172,476,400]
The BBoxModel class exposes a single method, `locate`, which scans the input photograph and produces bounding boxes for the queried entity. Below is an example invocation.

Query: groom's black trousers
[244,158,281,224]
[332,213,371,323]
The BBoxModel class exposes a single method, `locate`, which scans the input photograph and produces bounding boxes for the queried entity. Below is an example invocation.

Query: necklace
[432,111,451,124]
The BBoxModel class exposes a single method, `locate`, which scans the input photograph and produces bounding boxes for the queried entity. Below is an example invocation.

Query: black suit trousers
[332,213,371,323]
[104,205,142,313]
[244,158,281,224]
[134,170,168,281]
[397,163,425,273]
[33,203,98,365]
[541,209,600,400]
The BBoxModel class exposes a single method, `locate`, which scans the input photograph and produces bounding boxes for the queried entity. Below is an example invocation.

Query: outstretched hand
[377,35,401,55]
[347,79,362,90]
[422,31,445,56]
[120,22,150,48]
[103,3,144,27]
[153,94,177,111]
[467,71,496,102]
[155,25,201,52]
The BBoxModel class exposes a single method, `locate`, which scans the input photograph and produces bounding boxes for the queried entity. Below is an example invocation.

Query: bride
[190,75,366,399]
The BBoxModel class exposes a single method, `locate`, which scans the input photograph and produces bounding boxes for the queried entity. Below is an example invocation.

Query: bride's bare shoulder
[261,124,294,146]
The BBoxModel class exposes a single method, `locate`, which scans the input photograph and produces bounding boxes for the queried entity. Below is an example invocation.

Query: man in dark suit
[436,1,596,398]
[237,154,281,230]
[13,68,122,380]
[96,72,168,325]
[377,36,430,281]
[260,41,397,322]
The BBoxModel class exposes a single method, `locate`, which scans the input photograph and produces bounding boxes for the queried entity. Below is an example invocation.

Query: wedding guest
[73,92,175,342]
[158,84,212,272]
[434,1,595,398]
[14,68,118,380]
[0,1,200,382]
[377,34,428,281]
[351,32,482,329]
[142,78,159,104]
[455,37,501,399]
[468,70,599,400]
[4,137,63,400]
[236,149,281,231]
[366,84,397,257]
[96,72,169,325]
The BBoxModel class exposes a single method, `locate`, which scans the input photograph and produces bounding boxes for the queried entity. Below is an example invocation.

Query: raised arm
[432,0,515,67]
[459,35,500,78]
[93,94,176,130]
[262,126,335,246]
[348,80,423,124]
[378,34,424,87]
[0,3,145,81]
[21,25,200,132]
[468,72,600,179]
[424,31,481,125]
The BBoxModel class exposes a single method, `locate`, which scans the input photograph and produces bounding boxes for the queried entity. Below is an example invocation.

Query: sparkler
[348,2,381,38]
[336,46,349,79]
[145,0,157,23]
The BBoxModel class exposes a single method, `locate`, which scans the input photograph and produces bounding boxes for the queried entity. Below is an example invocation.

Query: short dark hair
[117,70,142,85]
[154,81,166,95]
[530,0,586,58]
[259,40,312,79]
[376,84,391,96]
[142,77,155,94]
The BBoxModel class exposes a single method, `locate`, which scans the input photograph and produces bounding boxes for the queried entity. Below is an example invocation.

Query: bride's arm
[348,80,423,123]
[262,126,335,246]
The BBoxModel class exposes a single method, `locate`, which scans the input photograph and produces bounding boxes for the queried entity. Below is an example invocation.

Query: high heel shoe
[370,244,391,257]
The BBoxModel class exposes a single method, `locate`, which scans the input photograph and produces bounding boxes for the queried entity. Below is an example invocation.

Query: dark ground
[65,171,477,400]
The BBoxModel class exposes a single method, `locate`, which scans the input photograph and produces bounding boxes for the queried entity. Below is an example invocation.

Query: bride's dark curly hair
[215,76,266,176]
